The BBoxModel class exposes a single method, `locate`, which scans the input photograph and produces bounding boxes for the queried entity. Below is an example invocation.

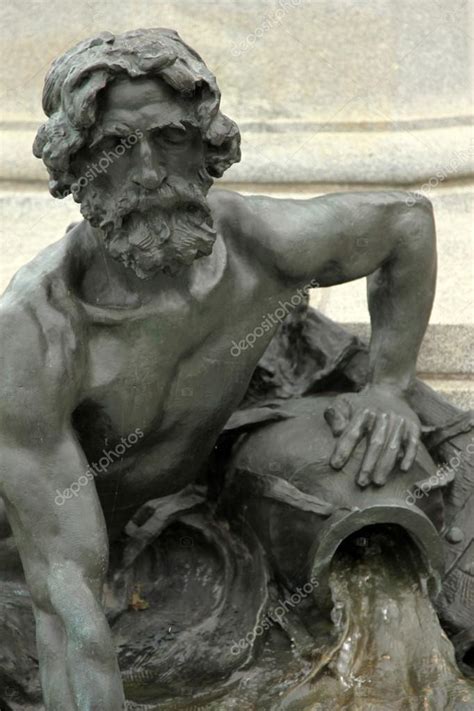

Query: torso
[2,193,291,534]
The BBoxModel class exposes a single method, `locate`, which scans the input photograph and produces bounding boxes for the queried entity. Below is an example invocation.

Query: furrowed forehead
[98,76,197,128]
[104,76,177,108]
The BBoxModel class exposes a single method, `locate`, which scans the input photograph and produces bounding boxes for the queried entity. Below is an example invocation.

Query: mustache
[79,175,212,232]
[109,178,209,223]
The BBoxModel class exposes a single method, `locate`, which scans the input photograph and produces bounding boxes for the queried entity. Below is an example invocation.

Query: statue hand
[324,386,421,487]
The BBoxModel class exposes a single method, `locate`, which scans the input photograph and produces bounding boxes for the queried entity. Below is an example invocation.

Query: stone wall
[1,0,472,405]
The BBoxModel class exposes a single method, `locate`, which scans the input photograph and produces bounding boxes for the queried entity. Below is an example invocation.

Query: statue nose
[131,138,167,189]
[131,165,166,190]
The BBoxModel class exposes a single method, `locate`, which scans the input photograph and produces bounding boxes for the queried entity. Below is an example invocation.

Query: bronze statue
[0,29,472,710]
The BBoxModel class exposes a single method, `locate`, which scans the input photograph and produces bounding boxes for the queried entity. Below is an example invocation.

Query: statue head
[33,29,241,278]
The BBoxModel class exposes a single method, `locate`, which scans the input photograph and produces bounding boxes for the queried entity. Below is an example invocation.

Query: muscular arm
[222,189,437,485]
[237,189,436,394]
[0,295,125,709]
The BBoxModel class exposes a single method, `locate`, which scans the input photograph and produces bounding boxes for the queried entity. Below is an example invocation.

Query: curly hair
[33,28,241,197]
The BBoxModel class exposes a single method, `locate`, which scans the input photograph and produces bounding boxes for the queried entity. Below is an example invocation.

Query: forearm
[367,205,437,394]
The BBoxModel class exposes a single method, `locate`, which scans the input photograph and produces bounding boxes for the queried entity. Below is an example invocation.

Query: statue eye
[100,135,123,151]
[159,128,188,146]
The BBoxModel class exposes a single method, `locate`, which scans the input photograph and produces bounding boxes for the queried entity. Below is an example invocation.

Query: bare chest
[76,276,280,456]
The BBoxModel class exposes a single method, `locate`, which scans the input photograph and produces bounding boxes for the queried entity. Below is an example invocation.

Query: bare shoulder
[0,231,87,442]
[207,187,252,233]
[206,187,282,267]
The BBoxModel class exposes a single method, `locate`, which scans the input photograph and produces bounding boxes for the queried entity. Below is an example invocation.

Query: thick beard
[77,175,217,278]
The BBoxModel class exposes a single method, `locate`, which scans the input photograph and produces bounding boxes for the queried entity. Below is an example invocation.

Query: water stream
[1,525,472,710]
[277,525,474,710]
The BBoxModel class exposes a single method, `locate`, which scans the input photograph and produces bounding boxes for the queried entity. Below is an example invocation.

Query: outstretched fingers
[400,422,420,471]
[330,408,375,470]
[372,417,406,486]
[356,412,389,487]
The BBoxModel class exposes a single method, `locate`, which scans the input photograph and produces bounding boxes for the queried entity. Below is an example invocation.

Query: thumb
[324,400,351,436]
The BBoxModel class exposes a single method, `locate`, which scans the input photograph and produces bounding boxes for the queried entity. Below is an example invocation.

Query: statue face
[71,76,217,278]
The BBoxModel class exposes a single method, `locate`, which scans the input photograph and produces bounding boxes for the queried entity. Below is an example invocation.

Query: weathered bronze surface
[0,28,472,710]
